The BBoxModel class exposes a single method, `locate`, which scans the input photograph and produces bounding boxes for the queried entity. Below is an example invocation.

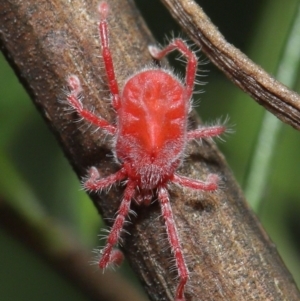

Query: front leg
[67,75,117,135]
[149,38,197,102]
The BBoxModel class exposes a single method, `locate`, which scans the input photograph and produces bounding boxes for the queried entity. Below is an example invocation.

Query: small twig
[160,0,300,131]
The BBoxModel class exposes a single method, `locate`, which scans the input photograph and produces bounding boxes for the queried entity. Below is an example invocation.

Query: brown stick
[0,0,299,301]
[160,0,300,131]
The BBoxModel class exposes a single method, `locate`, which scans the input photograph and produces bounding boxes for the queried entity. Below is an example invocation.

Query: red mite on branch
[66,2,226,300]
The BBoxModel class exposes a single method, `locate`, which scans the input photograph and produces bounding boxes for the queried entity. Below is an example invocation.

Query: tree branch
[1,0,300,300]
[160,0,300,131]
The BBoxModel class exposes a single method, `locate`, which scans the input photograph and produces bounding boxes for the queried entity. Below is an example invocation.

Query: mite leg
[83,166,126,191]
[172,173,219,191]
[187,125,226,141]
[98,2,121,110]
[67,75,116,135]
[149,39,197,101]
[158,187,189,301]
[99,180,136,268]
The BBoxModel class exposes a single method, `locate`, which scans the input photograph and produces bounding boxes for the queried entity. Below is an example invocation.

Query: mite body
[117,69,187,190]
[66,2,225,300]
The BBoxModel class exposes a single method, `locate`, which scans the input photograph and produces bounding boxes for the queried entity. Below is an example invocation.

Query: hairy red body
[66,2,226,301]
[118,70,187,189]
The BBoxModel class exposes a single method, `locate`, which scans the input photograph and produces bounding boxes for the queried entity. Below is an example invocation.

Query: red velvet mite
[66,2,226,300]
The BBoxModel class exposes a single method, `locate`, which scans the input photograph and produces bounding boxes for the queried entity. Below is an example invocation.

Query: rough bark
[1,0,300,301]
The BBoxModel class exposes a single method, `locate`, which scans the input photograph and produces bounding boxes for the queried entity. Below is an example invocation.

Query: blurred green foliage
[1,0,300,299]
